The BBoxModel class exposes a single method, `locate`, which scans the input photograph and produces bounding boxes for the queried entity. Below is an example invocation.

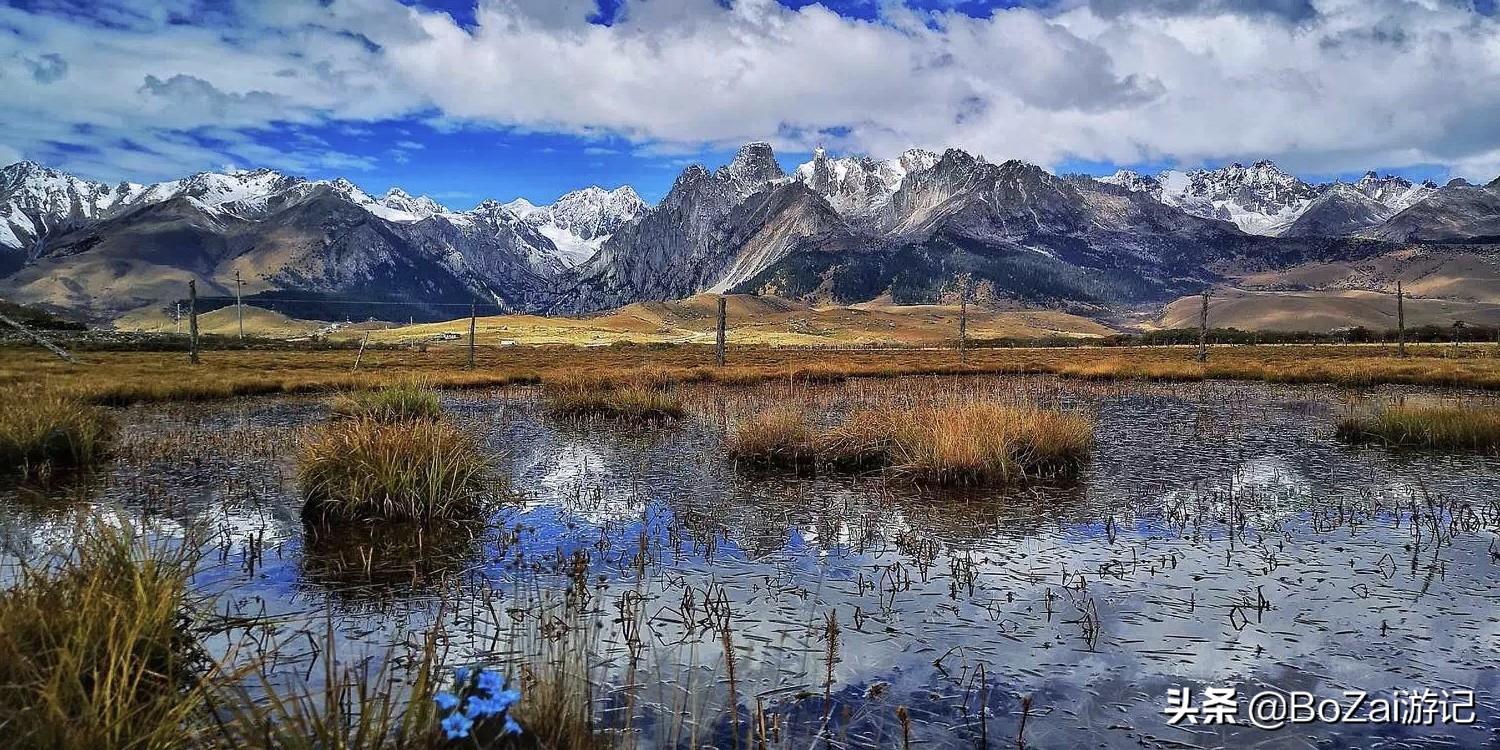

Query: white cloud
[3,0,1500,182]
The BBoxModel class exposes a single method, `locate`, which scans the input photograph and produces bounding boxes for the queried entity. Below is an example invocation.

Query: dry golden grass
[731,399,1095,485]
[827,402,1095,484]
[727,405,821,467]
[2,342,1498,408]
[328,380,443,423]
[542,369,685,422]
[0,392,116,475]
[0,520,208,750]
[297,418,495,522]
[1336,405,1500,451]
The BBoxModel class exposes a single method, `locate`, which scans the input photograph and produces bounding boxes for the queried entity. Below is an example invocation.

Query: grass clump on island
[329,380,443,422]
[298,418,494,522]
[0,521,210,750]
[543,370,685,422]
[1335,404,1500,451]
[731,400,1095,485]
[0,393,116,476]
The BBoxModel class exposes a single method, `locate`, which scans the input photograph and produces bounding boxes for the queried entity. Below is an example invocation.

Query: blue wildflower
[433,692,460,712]
[476,669,505,696]
[502,716,522,735]
[453,666,473,686]
[440,712,474,741]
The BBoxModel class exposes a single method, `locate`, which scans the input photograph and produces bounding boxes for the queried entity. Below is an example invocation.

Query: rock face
[1,144,1495,324]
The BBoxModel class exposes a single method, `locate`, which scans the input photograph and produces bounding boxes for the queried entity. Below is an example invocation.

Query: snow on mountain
[1100,163,1444,237]
[791,145,940,226]
[378,188,449,220]
[504,186,646,267]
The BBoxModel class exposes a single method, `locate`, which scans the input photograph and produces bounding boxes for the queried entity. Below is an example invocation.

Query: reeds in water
[329,381,444,423]
[543,370,685,423]
[0,393,116,475]
[731,400,1095,485]
[298,418,494,522]
[1336,404,1500,451]
[0,520,208,750]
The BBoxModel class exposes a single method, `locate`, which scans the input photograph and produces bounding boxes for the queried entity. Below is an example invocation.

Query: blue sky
[1,0,1493,208]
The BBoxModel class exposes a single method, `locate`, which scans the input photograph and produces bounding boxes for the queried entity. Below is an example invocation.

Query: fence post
[352,332,370,373]
[0,311,77,363]
[188,279,200,366]
[716,296,727,367]
[468,302,477,370]
[234,270,245,340]
[1196,290,1210,363]
[1396,280,1406,358]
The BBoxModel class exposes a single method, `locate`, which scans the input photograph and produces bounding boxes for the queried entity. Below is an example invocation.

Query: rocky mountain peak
[717,142,785,196]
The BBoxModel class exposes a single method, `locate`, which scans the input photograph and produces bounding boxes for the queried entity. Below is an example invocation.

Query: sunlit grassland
[1336,404,1500,451]
[3,342,1497,408]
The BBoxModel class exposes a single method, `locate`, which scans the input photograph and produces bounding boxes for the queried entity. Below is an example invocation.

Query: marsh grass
[543,370,685,423]
[1335,405,1500,451]
[330,381,444,423]
[298,418,494,522]
[207,623,444,750]
[733,400,1094,485]
[727,406,821,467]
[0,519,210,750]
[0,393,116,476]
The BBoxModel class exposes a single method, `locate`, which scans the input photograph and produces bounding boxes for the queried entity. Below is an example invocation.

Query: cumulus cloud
[3,0,1500,182]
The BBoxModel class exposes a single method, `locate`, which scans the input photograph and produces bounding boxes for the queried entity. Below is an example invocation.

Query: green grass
[0,520,210,750]
[329,381,443,423]
[1335,405,1500,451]
[298,418,495,522]
[0,393,116,475]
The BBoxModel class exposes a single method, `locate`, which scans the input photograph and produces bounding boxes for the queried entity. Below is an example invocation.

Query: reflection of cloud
[517,439,647,525]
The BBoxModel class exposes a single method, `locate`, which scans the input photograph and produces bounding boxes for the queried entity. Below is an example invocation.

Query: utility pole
[1396,280,1406,358]
[467,301,477,370]
[716,296,727,367]
[188,280,200,366]
[1196,289,1210,363]
[234,270,245,340]
[175,302,182,335]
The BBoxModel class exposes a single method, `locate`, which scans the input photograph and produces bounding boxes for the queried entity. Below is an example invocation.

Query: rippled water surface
[2,376,1498,749]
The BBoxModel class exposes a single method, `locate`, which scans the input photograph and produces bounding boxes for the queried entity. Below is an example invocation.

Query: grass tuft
[543,370,685,423]
[0,393,116,475]
[1335,404,1500,451]
[728,405,821,467]
[329,381,444,423]
[733,400,1094,485]
[298,418,494,522]
[0,519,208,750]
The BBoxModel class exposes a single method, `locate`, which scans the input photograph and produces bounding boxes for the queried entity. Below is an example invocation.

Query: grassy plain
[2,340,1499,406]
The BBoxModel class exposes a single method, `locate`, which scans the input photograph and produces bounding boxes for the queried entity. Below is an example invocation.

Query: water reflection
[0,379,1496,748]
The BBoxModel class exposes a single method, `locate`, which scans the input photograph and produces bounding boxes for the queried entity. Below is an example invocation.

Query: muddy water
[2,377,1497,749]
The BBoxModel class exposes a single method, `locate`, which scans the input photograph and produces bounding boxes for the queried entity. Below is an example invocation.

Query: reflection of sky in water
[1,380,1497,748]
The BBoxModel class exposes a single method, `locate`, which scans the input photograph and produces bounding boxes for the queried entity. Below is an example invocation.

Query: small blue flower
[493,688,521,710]
[433,692,460,712]
[463,695,490,720]
[453,667,473,686]
[440,712,474,740]
[502,716,522,735]
[476,670,505,696]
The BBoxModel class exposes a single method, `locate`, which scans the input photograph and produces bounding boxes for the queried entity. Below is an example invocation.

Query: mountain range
[1,144,1497,325]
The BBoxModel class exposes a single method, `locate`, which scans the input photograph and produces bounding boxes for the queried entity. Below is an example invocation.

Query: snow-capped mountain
[505,186,645,267]
[790,145,941,227]
[1101,163,1447,237]
[2,145,1495,324]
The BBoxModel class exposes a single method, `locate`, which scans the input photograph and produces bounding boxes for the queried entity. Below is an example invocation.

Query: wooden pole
[352,331,370,372]
[716,296,727,367]
[959,282,969,365]
[0,311,77,363]
[1195,290,1210,363]
[188,280,200,366]
[234,270,244,340]
[1396,280,1406,358]
[467,302,477,370]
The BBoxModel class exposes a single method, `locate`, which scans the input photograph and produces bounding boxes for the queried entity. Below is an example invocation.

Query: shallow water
[2,376,1498,749]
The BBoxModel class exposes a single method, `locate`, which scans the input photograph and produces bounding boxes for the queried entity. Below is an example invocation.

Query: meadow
[0,341,1498,749]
